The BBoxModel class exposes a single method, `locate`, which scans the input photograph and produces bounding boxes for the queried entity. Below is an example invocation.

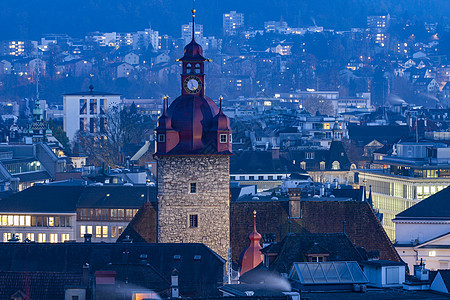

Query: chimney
[83,263,90,286]
[271,147,280,160]
[84,233,92,243]
[288,188,302,219]
[171,269,179,298]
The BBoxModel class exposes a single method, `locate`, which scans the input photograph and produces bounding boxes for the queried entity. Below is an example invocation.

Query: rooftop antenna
[191,0,196,41]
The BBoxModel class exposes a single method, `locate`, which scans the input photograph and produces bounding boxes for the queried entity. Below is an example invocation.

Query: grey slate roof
[0,242,224,297]
[230,150,305,174]
[395,186,450,220]
[263,233,365,273]
[0,184,157,213]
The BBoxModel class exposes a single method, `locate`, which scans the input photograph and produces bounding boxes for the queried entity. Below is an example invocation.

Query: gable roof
[230,150,305,174]
[265,233,364,273]
[0,243,224,297]
[395,186,450,220]
[0,184,157,213]
[0,271,83,299]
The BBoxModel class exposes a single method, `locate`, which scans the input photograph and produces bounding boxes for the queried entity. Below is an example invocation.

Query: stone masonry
[156,155,230,259]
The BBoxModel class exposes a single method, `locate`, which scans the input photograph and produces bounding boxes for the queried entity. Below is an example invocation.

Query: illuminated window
[332,161,341,170]
[48,217,54,227]
[50,233,58,243]
[324,123,330,129]
[3,233,11,242]
[80,225,86,237]
[26,233,34,241]
[38,233,46,243]
[118,226,124,235]
[102,226,108,238]
[320,161,326,170]
[429,251,436,257]
[96,226,102,238]
[111,226,117,238]
[61,234,70,242]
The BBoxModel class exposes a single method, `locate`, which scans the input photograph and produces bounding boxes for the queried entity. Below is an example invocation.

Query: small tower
[154,7,232,259]
[239,211,263,275]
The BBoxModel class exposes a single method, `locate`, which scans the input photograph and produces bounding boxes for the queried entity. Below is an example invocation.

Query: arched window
[350,163,357,170]
[332,161,340,170]
[194,63,201,73]
[185,63,192,73]
[300,161,306,170]
[320,161,326,170]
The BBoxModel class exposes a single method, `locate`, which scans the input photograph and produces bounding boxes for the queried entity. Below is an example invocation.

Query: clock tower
[154,8,232,259]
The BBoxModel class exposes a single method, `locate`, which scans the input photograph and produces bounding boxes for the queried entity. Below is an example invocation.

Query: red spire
[239,210,263,275]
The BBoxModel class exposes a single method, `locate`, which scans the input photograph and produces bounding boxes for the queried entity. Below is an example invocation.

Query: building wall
[63,94,121,143]
[157,155,230,259]
[357,171,450,240]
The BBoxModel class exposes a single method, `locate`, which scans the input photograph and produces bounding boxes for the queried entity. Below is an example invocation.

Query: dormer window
[186,63,192,73]
[194,63,201,73]
[220,134,227,143]
[158,134,165,142]
[229,134,232,143]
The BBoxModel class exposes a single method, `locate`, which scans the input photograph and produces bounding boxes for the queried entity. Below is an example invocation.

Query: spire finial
[191,0,196,40]
[219,96,223,112]
[253,210,257,232]
[162,96,166,115]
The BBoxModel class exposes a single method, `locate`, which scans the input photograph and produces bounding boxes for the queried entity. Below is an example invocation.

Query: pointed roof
[239,211,263,275]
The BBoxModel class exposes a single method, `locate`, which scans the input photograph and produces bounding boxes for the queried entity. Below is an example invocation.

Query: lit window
[102,226,108,238]
[189,182,197,194]
[189,214,198,228]
[96,226,102,238]
[80,225,86,238]
[48,217,54,227]
[158,134,165,142]
[50,233,58,243]
[61,234,70,242]
[332,161,341,170]
[220,134,227,143]
[3,233,11,242]
[26,233,34,241]
[118,226,124,235]
[38,233,46,243]
[429,251,436,257]
[111,226,117,238]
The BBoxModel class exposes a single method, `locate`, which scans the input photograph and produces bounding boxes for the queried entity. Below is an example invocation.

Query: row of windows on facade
[79,98,107,115]
[79,117,107,133]
[0,215,72,227]
[80,225,124,238]
[230,175,285,181]
[4,161,41,175]
[3,232,70,243]
[77,208,139,221]
[157,133,232,143]
[368,178,447,200]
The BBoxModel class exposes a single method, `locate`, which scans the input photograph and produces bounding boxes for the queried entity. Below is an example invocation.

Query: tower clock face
[183,76,202,94]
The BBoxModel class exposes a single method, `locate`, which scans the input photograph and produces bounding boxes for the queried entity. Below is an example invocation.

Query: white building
[133,28,160,51]
[223,11,244,36]
[181,22,203,44]
[394,186,450,272]
[63,87,121,143]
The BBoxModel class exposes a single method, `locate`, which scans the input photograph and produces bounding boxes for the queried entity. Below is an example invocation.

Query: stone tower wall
[157,155,230,259]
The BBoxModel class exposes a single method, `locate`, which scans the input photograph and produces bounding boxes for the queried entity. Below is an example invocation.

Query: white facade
[395,220,450,271]
[223,11,244,36]
[362,262,405,288]
[181,22,203,44]
[63,91,121,143]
